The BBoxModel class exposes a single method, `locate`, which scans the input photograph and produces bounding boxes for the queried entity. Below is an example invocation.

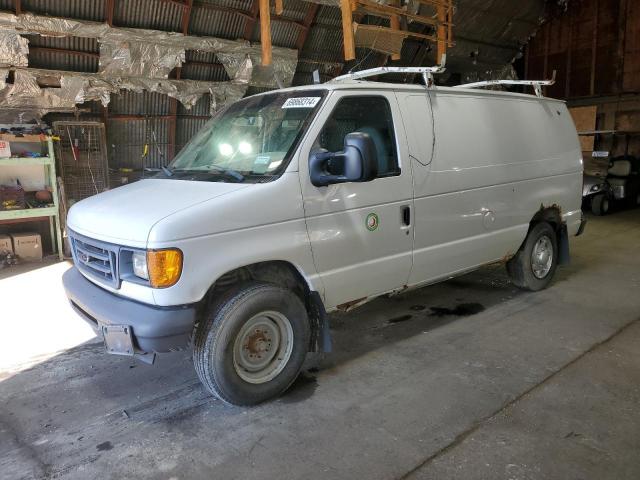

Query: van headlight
[132,251,149,280]
[132,249,183,288]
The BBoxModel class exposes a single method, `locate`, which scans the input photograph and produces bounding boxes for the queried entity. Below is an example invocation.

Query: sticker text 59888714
[282,97,321,109]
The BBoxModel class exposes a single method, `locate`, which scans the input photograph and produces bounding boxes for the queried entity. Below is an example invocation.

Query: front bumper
[62,267,197,354]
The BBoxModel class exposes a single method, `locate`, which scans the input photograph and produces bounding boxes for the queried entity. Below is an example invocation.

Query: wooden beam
[436,3,446,64]
[244,0,260,39]
[615,0,629,93]
[589,0,599,96]
[104,0,115,26]
[181,0,193,34]
[259,0,272,66]
[543,21,550,79]
[340,0,356,61]
[275,0,283,16]
[389,0,401,61]
[296,3,319,51]
[356,0,441,28]
[565,9,574,98]
[15,0,21,15]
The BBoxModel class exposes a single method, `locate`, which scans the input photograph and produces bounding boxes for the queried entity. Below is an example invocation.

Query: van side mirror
[309,132,378,187]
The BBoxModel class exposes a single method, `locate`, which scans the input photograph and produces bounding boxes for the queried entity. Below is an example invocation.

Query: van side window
[315,96,400,177]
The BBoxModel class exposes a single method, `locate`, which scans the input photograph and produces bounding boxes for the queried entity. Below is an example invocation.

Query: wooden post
[436,4,447,64]
[275,0,283,15]
[615,0,628,93]
[565,10,574,99]
[340,0,356,61]
[590,0,599,96]
[259,0,272,66]
[390,13,401,61]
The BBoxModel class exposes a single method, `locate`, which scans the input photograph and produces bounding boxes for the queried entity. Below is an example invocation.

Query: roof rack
[454,71,557,98]
[330,57,446,87]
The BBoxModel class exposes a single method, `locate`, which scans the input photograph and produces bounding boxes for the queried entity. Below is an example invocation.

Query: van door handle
[402,205,411,226]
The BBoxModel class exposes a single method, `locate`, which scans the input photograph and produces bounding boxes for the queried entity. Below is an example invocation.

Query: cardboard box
[11,232,42,261]
[0,234,12,253]
[0,140,11,158]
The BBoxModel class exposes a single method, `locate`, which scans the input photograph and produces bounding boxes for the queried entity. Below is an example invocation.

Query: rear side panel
[400,89,582,287]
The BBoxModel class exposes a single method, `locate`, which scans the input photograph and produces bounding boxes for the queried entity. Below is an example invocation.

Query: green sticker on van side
[366,213,379,231]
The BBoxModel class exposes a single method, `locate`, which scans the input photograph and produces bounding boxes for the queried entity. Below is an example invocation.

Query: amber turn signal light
[147,249,183,288]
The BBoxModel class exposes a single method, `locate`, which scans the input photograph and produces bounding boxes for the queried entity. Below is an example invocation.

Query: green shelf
[0,206,58,221]
[0,137,63,260]
[0,156,52,166]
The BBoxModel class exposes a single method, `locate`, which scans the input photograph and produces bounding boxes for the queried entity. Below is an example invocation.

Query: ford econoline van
[63,69,585,405]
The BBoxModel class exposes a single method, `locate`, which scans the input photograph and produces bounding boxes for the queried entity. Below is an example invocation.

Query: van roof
[258,80,566,104]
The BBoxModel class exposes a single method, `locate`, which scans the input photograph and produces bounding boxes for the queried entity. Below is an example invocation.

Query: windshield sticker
[282,97,321,109]
[253,155,271,174]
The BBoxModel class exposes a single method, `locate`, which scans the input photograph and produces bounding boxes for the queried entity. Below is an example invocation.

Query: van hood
[67,179,249,246]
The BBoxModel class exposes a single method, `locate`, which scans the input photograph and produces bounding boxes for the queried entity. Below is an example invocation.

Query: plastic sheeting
[98,40,186,78]
[0,12,298,87]
[0,68,248,123]
[0,31,28,67]
[0,68,8,91]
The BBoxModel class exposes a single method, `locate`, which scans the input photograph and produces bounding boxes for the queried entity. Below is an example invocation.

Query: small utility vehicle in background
[583,155,640,215]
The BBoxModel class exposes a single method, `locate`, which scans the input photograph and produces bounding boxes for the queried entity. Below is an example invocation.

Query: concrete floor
[1,209,640,480]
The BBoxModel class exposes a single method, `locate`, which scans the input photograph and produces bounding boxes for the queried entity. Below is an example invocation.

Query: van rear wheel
[506,222,558,291]
[193,282,310,406]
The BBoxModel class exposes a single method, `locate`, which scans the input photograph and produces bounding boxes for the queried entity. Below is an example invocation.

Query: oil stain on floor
[428,303,485,317]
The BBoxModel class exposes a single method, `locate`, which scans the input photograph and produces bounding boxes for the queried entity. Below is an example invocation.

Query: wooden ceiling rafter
[339,0,454,63]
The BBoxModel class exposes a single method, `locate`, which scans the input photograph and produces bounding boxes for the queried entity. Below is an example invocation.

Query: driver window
[315,96,400,177]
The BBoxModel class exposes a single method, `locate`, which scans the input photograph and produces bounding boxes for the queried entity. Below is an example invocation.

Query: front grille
[69,231,119,288]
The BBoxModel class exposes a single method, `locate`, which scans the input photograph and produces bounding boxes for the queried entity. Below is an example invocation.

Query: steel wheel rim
[233,311,293,384]
[531,235,553,279]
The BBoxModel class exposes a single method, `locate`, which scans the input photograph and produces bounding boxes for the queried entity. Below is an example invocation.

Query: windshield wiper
[171,167,245,183]
[161,165,174,177]
[208,165,244,182]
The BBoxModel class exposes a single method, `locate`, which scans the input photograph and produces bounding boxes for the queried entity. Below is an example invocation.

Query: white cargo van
[63,67,585,405]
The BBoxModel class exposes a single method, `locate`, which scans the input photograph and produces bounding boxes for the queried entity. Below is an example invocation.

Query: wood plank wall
[525,0,639,99]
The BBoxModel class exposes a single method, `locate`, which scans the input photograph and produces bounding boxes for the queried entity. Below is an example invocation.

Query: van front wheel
[506,222,558,291]
[193,282,310,406]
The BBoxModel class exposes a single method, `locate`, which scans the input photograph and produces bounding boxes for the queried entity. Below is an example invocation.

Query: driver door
[299,92,414,309]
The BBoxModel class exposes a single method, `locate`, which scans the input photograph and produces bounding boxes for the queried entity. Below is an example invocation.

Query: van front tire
[506,222,558,291]
[193,282,310,406]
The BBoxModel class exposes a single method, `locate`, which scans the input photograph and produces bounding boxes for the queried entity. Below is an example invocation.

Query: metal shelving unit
[0,136,64,260]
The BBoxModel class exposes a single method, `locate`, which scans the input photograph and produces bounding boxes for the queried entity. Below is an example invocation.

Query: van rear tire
[506,222,558,291]
[193,282,310,406]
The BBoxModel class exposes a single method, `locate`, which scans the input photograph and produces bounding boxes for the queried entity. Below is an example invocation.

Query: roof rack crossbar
[454,71,557,98]
[330,57,446,87]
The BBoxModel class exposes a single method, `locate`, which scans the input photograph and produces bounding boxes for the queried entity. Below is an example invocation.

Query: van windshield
[161,90,326,183]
